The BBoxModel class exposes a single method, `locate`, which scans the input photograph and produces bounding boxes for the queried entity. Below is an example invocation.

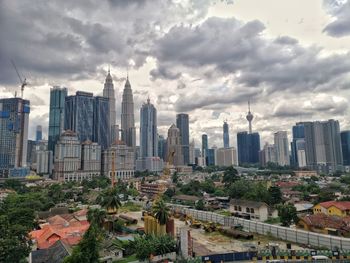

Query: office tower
[246,101,254,134]
[93,96,110,150]
[217,147,238,167]
[202,134,208,162]
[207,148,216,166]
[176,113,190,164]
[259,143,277,167]
[291,124,306,168]
[65,91,94,142]
[274,131,290,166]
[65,92,110,150]
[237,131,260,165]
[166,124,184,166]
[189,140,195,165]
[300,120,343,174]
[0,98,30,178]
[223,121,230,148]
[81,141,101,172]
[341,131,350,166]
[102,141,135,180]
[140,98,158,157]
[36,125,42,142]
[48,87,67,152]
[103,69,117,144]
[121,76,136,147]
[158,135,166,160]
[36,140,53,175]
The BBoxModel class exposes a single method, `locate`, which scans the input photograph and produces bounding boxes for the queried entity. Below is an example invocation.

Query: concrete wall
[170,204,350,250]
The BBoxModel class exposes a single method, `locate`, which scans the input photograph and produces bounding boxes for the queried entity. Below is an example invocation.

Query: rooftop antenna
[11,60,28,99]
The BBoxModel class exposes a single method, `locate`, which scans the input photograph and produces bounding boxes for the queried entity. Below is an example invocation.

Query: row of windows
[234,205,255,214]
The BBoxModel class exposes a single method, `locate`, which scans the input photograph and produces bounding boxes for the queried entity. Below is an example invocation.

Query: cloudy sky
[1,0,350,149]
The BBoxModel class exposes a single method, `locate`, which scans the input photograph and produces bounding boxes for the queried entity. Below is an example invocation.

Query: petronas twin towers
[102,70,136,147]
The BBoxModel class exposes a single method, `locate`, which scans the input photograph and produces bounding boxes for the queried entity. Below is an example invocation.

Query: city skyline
[2,0,350,148]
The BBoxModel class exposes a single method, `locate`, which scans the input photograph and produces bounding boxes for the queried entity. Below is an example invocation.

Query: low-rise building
[229,199,278,222]
[313,201,350,217]
[294,170,318,178]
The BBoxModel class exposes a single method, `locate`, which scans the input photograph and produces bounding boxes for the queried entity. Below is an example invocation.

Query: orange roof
[319,201,350,211]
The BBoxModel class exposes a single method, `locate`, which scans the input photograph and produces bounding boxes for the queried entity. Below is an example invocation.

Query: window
[238,206,242,211]
[234,205,237,211]
[246,207,250,213]
[251,208,255,214]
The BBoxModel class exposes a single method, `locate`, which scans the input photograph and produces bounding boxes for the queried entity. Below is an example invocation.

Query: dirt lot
[123,211,310,256]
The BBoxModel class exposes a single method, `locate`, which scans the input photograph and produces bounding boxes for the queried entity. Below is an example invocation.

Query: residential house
[229,199,278,222]
[313,201,350,217]
[30,239,71,263]
[298,213,350,237]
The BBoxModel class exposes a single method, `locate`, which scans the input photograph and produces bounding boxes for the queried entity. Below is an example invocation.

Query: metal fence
[170,204,350,250]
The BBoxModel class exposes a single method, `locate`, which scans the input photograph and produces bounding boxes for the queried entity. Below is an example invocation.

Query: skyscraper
[202,134,208,165]
[176,113,190,164]
[223,121,229,148]
[65,91,94,142]
[121,76,136,147]
[48,86,67,152]
[158,134,166,161]
[36,125,42,142]
[103,69,118,144]
[246,101,254,134]
[167,124,184,166]
[301,120,343,173]
[65,92,110,150]
[274,131,290,166]
[259,142,276,167]
[140,98,158,157]
[0,98,30,178]
[237,131,260,165]
[291,124,306,168]
[341,131,350,166]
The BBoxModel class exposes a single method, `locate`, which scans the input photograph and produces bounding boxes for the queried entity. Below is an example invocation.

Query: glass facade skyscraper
[0,98,30,178]
[48,87,67,152]
[176,113,190,164]
[291,123,306,167]
[36,125,42,142]
[202,134,208,160]
[341,131,350,166]
[223,121,229,148]
[140,99,158,157]
[237,131,260,165]
[93,96,110,150]
[65,91,110,150]
[65,91,94,142]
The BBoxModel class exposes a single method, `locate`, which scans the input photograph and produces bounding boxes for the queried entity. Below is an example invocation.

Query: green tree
[87,208,107,228]
[153,198,170,225]
[268,186,282,205]
[172,172,179,183]
[222,166,239,186]
[195,199,205,210]
[228,180,251,199]
[96,187,121,214]
[63,225,100,263]
[277,204,298,227]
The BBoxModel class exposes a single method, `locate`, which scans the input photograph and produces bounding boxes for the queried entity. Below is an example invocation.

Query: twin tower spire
[103,69,135,147]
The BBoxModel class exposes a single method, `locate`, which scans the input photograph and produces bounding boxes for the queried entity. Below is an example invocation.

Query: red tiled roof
[301,213,350,232]
[319,201,350,211]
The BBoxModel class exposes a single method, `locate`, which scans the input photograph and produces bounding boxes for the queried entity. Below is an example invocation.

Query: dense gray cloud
[323,0,350,37]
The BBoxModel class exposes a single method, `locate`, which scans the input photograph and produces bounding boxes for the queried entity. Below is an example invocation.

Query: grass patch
[119,201,142,212]
[114,254,137,263]
[264,217,280,225]
[217,210,231,216]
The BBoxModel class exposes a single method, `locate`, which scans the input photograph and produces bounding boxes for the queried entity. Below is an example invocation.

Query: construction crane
[11,60,27,98]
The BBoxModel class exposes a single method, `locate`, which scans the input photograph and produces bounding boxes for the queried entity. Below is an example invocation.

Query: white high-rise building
[274,131,290,166]
[36,140,53,175]
[216,147,238,166]
[259,142,277,167]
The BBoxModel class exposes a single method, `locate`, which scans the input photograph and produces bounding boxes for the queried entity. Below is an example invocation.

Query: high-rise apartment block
[274,131,290,166]
[259,143,277,167]
[341,131,350,166]
[237,131,260,165]
[216,147,238,166]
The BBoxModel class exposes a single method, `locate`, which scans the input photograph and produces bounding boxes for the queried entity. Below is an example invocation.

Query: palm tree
[152,198,170,225]
[87,208,107,228]
[96,187,122,214]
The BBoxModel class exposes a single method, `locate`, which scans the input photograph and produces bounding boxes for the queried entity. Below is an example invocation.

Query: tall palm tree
[152,198,170,225]
[87,208,107,228]
[96,187,122,214]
